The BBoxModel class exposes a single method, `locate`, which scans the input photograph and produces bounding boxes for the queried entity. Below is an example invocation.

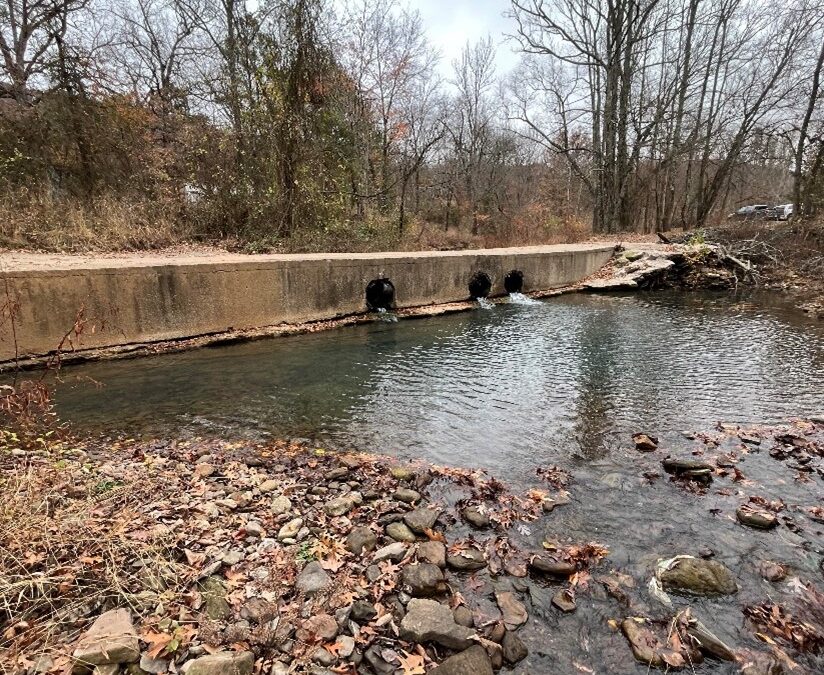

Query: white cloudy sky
[407,0,521,76]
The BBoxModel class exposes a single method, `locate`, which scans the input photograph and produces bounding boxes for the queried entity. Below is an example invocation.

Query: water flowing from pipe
[507,292,540,305]
[475,297,495,310]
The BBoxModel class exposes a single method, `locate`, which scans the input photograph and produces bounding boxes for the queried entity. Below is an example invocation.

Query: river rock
[324,493,361,517]
[346,526,377,555]
[737,505,778,530]
[351,600,378,622]
[298,613,338,641]
[404,507,440,533]
[658,556,737,596]
[312,647,336,667]
[185,651,254,675]
[529,556,575,577]
[259,479,280,493]
[271,495,292,515]
[461,505,491,528]
[374,542,407,562]
[633,433,658,451]
[621,618,666,668]
[278,517,303,540]
[296,561,331,597]
[199,576,231,620]
[386,521,417,542]
[394,488,421,503]
[431,646,493,675]
[418,541,446,568]
[446,548,487,572]
[661,457,714,481]
[403,563,446,597]
[501,631,529,664]
[495,591,528,628]
[453,605,474,627]
[337,635,355,658]
[400,599,475,650]
[551,588,576,613]
[73,609,139,667]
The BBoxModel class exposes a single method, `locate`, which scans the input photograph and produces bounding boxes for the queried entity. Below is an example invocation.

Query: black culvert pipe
[365,278,395,311]
[504,270,524,294]
[468,271,492,299]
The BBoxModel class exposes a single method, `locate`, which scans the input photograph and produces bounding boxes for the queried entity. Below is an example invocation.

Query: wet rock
[278,517,303,541]
[296,561,331,597]
[185,651,254,675]
[740,652,784,675]
[661,457,714,481]
[737,505,778,530]
[346,526,377,555]
[374,542,407,563]
[501,631,528,664]
[400,598,475,650]
[529,556,575,577]
[621,618,666,668]
[453,605,474,628]
[404,507,440,534]
[551,588,576,613]
[683,615,736,661]
[403,563,446,597]
[461,505,491,529]
[758,561,786,582]
[418,541,446,568]
[386,521,417,543]
[393,488,421,503]
[351,600,377,622]
[259,479,280,493]
[446,548,487,572]
[633,433,658,452]
[495,591,528,628]
[271,495,292,515]
[431,646,493,675]
[200,577,231,620]
[658,556,737,596]
[73,608,140,668]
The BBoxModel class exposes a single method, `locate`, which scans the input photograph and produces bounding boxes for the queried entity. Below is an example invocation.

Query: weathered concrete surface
[0,244,614,362]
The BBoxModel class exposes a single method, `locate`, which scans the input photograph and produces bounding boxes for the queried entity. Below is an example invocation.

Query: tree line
[1,0,823,250]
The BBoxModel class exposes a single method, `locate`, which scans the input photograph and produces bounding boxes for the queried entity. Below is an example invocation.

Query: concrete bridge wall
[0,244,614,362]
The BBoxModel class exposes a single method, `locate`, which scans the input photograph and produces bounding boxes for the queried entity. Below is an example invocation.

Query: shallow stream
[49,291,824,672]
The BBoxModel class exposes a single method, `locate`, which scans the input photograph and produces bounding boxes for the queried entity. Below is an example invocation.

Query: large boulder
[400,599,475,650]
[73,609,139,669]
[658,556,737,596]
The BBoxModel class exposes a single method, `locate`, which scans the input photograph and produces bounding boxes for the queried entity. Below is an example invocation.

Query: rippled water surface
[50,291,824,673]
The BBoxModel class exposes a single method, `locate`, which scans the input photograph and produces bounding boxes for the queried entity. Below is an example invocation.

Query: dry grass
[0,455,186,672]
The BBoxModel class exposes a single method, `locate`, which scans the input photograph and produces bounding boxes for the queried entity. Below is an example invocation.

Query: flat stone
[585,277,639,291]
[394,488,421,503]
[184,651,254,675]
[661,457,714,481]
[501,631,528,664]
[296,561,331,597]
[73,608,139,668]
[403,563,446,597]
[278,517,303,541]
[551,588,576,612]
[404,508,440,534]
[431,646,493,675]
[737,505,778,530]
[418,541,446,568]
[633,433,658,452]
[446,548,487,572]
[400,599,475,650]
[386,521,417,542]
[658,556,737,596]
[324,494,358,517]
[374,542,407,563]
[259,479,280,493]
[461,505,491,528]
[271,495,292,515]
[139,653,170,674]
[529,556,575,577]
[346,526,377,555]
[495,591,528,628]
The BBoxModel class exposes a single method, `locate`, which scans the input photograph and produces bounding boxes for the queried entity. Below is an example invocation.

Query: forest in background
[1,0,823,252]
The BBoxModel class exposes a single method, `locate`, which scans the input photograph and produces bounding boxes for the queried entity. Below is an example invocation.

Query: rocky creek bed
[1,416,823,675]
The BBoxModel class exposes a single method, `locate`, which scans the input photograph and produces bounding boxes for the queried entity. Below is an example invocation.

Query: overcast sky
[408,0,520,77]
